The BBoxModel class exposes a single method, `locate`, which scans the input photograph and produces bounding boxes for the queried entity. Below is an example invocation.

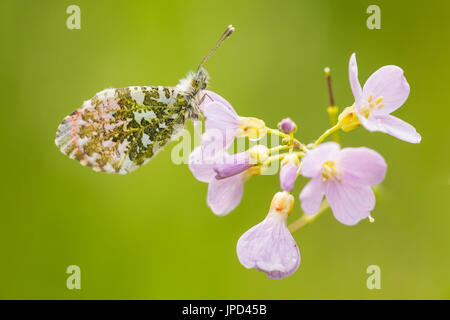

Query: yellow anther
[361,95,384,118]
[375,96,384,104]
[321,160,341,182]
[363,108,370,118]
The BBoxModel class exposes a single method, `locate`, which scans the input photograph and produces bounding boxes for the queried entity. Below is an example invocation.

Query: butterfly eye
[192,79,200,89]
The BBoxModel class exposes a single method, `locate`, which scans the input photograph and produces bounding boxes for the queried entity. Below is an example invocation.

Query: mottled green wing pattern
[55,86,189,174]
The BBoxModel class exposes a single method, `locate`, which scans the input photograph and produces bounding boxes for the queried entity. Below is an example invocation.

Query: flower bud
[338,106,361,132]
[280,154,299,192]
[237,117,267,140]
[269,191,295,216]
[213,152,251,180]
[248,145,269,165]
[278,118,297,134]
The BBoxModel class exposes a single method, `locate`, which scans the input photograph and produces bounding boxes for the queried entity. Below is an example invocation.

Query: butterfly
[55,25,234,174]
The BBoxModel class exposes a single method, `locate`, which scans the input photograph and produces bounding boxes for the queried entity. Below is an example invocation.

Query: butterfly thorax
[176,67,209,119]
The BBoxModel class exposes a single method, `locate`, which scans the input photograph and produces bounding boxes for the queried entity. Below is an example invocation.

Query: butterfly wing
[55,86,189,174]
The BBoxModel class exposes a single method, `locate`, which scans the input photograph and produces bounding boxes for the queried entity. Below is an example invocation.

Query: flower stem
[311,123,341,147]
[324,68,340,143]
[327,106,340,143]
[324,67,335,107]
[267,127,290,139]
[263,154,286,166]
[268,145,290,155]
[267,128,308,152]
[288,201,329,233]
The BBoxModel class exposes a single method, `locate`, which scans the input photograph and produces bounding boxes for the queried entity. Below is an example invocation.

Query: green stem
[263,154,286,166]
[267,128,308,152]
[312,123,341,147]
[288,201,329,233]
[327,106,340,143]
[267,127,290,139]
[268,145,290,155]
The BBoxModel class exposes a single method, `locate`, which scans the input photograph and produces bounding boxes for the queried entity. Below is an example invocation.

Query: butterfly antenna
[197,24,235,72]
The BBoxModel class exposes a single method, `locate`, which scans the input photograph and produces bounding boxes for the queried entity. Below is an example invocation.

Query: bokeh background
[1,0,449,299]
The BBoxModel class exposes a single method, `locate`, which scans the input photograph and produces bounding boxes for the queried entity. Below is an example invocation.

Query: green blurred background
[1,0,449,299]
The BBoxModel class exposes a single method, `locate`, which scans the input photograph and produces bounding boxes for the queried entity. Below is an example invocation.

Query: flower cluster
[189,53,421,279]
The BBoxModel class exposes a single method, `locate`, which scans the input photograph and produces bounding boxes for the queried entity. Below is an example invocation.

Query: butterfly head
[187,24,234,98]
[193,67,209,91]
[178,25,234,115]
[176,68,209,100]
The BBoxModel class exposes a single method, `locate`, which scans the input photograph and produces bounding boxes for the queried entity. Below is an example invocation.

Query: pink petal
[377,114,421,143]
[207,174,244,216]
[263,260,300,279]
[214,152,251,180]
[325,182,375,225]
[204,101,239,131]
[363,65,410,115]
[354,108,375,130]
[199,90,236,115]
[299,177,325,215]
[349,53,362,101]
[188,146,219,183]
[201,129,228,158]
[280,162,298,192]
[237,213,300,279]
[358,114,421,143]
[203,101,240,150]
[338,147,387,186]
[301,142,340,178]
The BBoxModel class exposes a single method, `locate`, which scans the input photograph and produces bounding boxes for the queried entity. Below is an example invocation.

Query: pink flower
[279,153,299,192]
[189,141,267,215]
[299,142,387,225]
[189,145,260,216]
[348,53,421,143]
[199,91,267,152]
[189,91,267,216]
[237,192,300,279]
